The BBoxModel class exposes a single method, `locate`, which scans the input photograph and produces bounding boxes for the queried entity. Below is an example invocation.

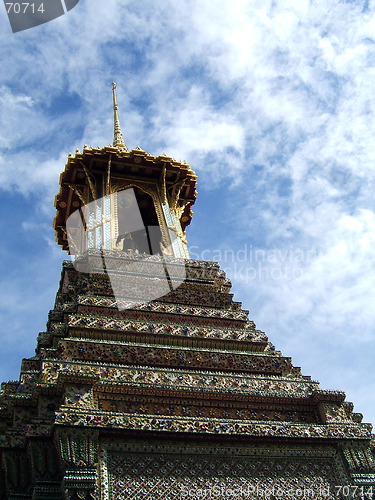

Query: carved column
[56,430,98,500]
[27,438,62,500]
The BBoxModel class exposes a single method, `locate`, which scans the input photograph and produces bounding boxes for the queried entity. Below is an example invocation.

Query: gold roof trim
[53,146,197,252]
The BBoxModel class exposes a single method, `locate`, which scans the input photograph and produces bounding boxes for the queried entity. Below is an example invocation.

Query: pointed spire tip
[112,81,127,150]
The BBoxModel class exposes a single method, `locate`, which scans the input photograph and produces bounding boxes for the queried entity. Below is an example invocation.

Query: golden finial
[112,82,127,150]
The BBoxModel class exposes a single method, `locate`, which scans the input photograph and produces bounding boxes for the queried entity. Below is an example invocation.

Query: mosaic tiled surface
[2,252,375,494]
[105,451,344,500]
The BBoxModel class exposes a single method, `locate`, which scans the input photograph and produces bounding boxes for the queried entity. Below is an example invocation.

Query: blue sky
[1,0,375,425]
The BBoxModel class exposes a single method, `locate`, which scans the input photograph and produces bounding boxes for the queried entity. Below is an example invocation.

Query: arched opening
[117,187,162,254]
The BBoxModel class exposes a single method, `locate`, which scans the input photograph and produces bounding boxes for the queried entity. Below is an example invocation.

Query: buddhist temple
[0,83,374,499]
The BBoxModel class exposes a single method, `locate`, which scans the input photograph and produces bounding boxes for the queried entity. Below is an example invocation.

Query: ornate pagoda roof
[53,83,197,253]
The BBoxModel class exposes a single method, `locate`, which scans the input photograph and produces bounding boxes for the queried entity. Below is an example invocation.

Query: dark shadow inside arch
[117,187,162,255]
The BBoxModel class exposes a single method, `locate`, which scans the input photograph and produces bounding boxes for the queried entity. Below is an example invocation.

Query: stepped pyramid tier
[1,253,375,499]
[0,85,374,499]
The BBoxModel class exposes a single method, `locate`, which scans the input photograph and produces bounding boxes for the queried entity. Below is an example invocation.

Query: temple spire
[112,82,127,150]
